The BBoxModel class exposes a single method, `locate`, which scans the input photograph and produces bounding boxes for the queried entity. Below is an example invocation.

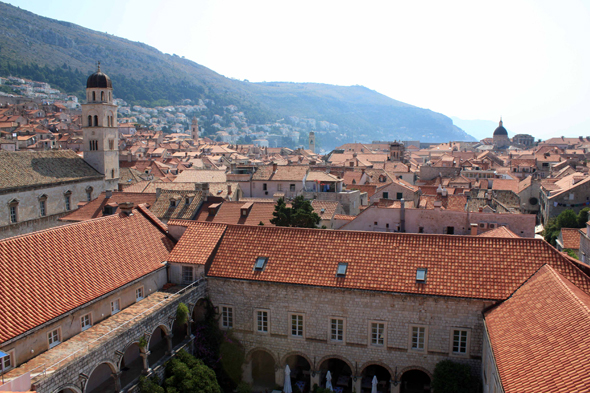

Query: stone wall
[418,166,461,181]
[29,281,206,393]
[208,278,494,387]
[0,212,69,239]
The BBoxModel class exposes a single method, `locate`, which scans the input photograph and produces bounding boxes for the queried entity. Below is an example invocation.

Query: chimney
[118,201,134,216]
[470,223,478,236]
[479,207,483,213]
[273,162,278,173]
[105,189,112,199]
[400,198,406,233]
[227,184,232,199]
[433,200,442,210]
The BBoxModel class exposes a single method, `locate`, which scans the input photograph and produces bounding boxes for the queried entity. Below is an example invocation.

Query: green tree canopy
[270,196,320,228]
[544,208,590,246]
[432,360,479,393]
[163,350,221,393]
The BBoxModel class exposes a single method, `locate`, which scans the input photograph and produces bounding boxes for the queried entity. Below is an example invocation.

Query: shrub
[176,303,189,325]
[432,360,479,393]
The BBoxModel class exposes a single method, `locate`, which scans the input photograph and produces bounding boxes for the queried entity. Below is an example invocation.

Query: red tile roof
[167,222,226,265]
[492,179,519,194]
[560,228,581,249]
[195,201,277,226]
[175,223,590,301]
[477,226,520,238]
[59,192,157,222]
[0,209,174,344]
[485,265,590,392]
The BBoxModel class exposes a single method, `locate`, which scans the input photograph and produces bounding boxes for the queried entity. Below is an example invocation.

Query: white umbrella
[326,370,333,391]
[371,375,378,393]
[284,365,292,393]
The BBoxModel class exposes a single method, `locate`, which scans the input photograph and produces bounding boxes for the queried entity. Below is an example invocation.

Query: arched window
[109,92,111,101]
[92,91,96,101]
[112,169,115,178]
[94,115,98,127]
[101,91,104,101]
[88,115,92,127]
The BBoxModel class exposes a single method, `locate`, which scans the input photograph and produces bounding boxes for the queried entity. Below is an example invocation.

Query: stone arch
[84,360,118,393]
[151,323,171,336]
[245,346,279,364]
[51,385,82,393]
[360,361,394,379]
[317,354,354,374]
[280,351,313,369]
[117,340,140,369]
[399,365,433,380]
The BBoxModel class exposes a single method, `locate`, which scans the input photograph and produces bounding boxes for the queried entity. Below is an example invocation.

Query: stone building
[492,119,509,148]
[166,222,587,393]
[540,172,590,224]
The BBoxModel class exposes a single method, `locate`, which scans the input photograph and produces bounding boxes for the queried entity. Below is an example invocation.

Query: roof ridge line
[546,265,590,317]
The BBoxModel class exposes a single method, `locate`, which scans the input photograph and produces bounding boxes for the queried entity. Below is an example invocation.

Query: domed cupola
[493,118,508,136]
[86,62,112,89]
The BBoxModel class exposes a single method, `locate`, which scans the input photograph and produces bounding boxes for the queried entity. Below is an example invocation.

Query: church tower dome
[82,63,119,191]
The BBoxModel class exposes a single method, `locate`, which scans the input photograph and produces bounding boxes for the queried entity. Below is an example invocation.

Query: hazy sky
[7,0,590,139]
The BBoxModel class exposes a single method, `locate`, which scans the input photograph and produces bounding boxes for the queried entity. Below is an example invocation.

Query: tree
[163,350,220,393]
[270,196,321,228]
[557,209,578,229]
[544,209,589,246]
[432,360,479,393]
[578,207,590,227]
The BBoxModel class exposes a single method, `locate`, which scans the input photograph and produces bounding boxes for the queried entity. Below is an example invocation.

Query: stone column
[166,334,173,355]
[112,371,122,392]
[243,360,253,383]
[310,371,320,389]
[353,376,362,393]
[275,365,283,387]
[390,382,401,393]
[140,349,151,375]
[187,318,193,338]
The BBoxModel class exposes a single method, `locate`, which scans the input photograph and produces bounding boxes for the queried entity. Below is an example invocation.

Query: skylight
[416,268,427,282]
[337,263,348,277]
[254,257,268,271]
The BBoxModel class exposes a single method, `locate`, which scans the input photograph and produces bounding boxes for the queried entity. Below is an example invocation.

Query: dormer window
[337,263,348,277]
[254,257,268,271]
[416,268,427,282]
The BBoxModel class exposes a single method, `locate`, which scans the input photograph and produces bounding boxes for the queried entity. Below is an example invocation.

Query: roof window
[254,257,268,271]
[337,263,348,277]
[416,268,427,282]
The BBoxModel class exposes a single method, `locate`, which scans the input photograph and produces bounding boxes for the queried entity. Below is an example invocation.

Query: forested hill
[0,1,475,143]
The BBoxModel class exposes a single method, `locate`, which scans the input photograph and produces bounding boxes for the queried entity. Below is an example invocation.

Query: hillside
[0,2,475,147]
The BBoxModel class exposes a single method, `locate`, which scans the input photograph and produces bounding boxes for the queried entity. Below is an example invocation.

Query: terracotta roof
[0,150,102,191]
[150,190,204,221]
[60,192,157,222]
[333,214,356,221]
[195,201,277,226]
[167,222,226,265]
[342,171,363,185]
[306,171,340,182]
[419,194,467,211]
[0,209,173,344]
[347,184,377,197]
[485,265,590,392]
[311,200,340,219]
[175,223,590,301]
[477,226,520,238]
[173,169,227,183]
[492,179,519,194]
[560,228,581,249]
[252,165,309,181]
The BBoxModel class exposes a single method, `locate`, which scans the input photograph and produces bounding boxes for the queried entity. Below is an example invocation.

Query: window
[418,227,424,233]
[111,299,120,315]
[39,199,46,217]
[256,310,269,333]
[396,192,403,200]
[445,226,455,235]
[330,318,344,342]
[290,184,296,192]
[291,314,304,337]
[336,263,347,277]
[182,266,194,284]
[370,322,385,346]
[277,183,282,191]
[1,350,13,373]
[383,192,389,199]
[136,287,144,301]
[9,204,17,223]
[254,257,268,271]
[416,268,427,282]
[92,91,96,101]
[411,326,426,351]
[263,183,268,191]
[101,91,104,101]
[222,306,233,329]
[111,169,115,179]
[88,115,92,127]
[109,139,114,150]
[65,193,71,211]
[86,187,93,202]
[81,314,92,331]
[48,328,61,348]
[452,329,469,355]
[93,115,98,127]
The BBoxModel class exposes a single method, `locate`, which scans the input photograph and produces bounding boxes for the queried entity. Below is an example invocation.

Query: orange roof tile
[60,192,157,222]
[0,210,174,344]
[485,265,590,392]
[167,222,226,265]
[560,228,581,249]
[477,226,520,238]
[176,223,590,301]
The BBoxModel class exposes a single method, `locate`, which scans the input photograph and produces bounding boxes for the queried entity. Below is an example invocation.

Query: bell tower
[82,63,119,191]
[191,117,199,142]
[309,131,316,153]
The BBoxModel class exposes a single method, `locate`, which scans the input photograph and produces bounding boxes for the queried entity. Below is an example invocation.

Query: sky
[7,0,590,139]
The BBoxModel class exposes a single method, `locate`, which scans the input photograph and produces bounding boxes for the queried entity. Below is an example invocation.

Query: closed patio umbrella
[284,365,292,393]
[326,370,333,391]
[371,375,378,393]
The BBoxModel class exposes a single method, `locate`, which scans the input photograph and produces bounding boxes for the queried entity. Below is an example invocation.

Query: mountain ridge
[0,1,476,147]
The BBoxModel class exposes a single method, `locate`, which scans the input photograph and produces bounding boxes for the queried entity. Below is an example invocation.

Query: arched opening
[251,349,276,390]
[319,358,353,392]
[85,363,116,393]
[284,354,311,393]
[148,326,169,366]
[101,91,104,101]
[361,365,391,393]
[400,369,431,393]
[55,388,79,393]
[109,92,111,101]
[171,318,187,348]
[87,115,92,127]
[120,343,142,389]
[192,299,207,332]
[93,115,98,127]
[92,91,95,101]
